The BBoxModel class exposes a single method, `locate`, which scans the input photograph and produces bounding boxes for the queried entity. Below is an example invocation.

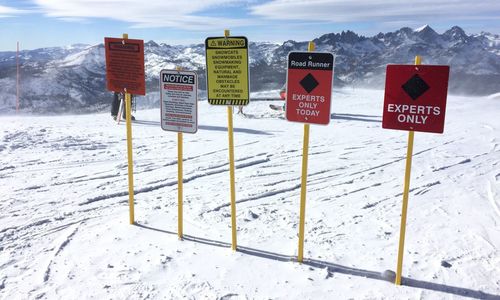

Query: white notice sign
[160,70,198,133]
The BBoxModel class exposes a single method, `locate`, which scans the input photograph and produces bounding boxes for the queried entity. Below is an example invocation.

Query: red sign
[286,52,334,125]
[104,37,146,95]
[383,65,450,133]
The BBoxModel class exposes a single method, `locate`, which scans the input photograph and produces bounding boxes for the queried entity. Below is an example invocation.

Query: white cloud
[0,5,28,17]
[32,0,254,29]
[250,0,500,23]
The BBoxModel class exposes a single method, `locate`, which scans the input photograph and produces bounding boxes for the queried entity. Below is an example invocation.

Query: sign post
[205,30,249,251]
[104,36,146,95]
[286,43,334,263]
[178,129,183,239]
[16,41,20,113]
[382,56,450,285]
[160,67,198,239]
[205,32,249,106]
[286,51,334,125]
[105,34,146,225]
[160,69,198,133]
[383,61,449,133]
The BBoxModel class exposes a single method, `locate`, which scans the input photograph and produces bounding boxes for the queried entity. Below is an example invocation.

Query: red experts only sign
[286,52,334,125]
[383,65,450,133]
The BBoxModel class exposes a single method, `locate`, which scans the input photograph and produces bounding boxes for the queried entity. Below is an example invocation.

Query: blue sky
[1,0,499,51]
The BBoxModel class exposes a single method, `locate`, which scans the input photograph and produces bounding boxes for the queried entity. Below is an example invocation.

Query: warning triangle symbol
[210,40,217,47]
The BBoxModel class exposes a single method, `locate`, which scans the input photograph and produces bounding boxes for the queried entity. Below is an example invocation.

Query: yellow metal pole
[297,41,315,263]
[297,123,310,263]
[123,33,135,225]
[178,131,183,239]
[175,66,184,239]
[395,55,420,285]
[16,41,20,113]
[224,29,237,251]
[228,106,237,251]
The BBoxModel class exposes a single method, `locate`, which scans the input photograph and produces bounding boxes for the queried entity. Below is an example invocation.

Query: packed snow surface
[0,88,499,299]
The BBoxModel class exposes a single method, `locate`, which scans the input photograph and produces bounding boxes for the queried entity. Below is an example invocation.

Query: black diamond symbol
[402,74,430,100]
[300,73,319,93]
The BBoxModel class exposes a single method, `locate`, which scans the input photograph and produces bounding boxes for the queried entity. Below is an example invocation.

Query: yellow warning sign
[205,36,249,106]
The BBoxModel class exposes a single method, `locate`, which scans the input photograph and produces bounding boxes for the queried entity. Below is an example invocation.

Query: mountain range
[0,25,499,113]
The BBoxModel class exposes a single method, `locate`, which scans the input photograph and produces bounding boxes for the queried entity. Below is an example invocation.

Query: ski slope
[0,88,499,299]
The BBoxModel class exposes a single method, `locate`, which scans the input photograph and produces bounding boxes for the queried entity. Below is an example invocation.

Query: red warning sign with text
[286,52,334,125]
[105,37,146,95]
[383,65,450,133]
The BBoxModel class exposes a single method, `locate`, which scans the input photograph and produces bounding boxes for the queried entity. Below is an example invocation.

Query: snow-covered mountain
[0,25,499,113]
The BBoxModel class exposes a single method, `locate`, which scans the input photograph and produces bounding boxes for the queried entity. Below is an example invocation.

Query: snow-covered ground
[1,88,499,299]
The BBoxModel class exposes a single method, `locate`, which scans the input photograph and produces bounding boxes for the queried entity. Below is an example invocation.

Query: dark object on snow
[112,114,135,121]
[111,92,135,120]
[110,92,121,118]
[441,260,452,268]
[381,270,396,282]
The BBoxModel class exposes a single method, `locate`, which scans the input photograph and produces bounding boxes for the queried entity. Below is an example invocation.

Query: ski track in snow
[81,154,272,205]
[43,226,80,282]
[432,158,472,172]
[1,90,499,299]
[487,180,500,219]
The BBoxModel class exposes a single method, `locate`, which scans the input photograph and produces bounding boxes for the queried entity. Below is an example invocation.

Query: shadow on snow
[134,223,498,299]
[132,120,272,135]
[331,113,382,123]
